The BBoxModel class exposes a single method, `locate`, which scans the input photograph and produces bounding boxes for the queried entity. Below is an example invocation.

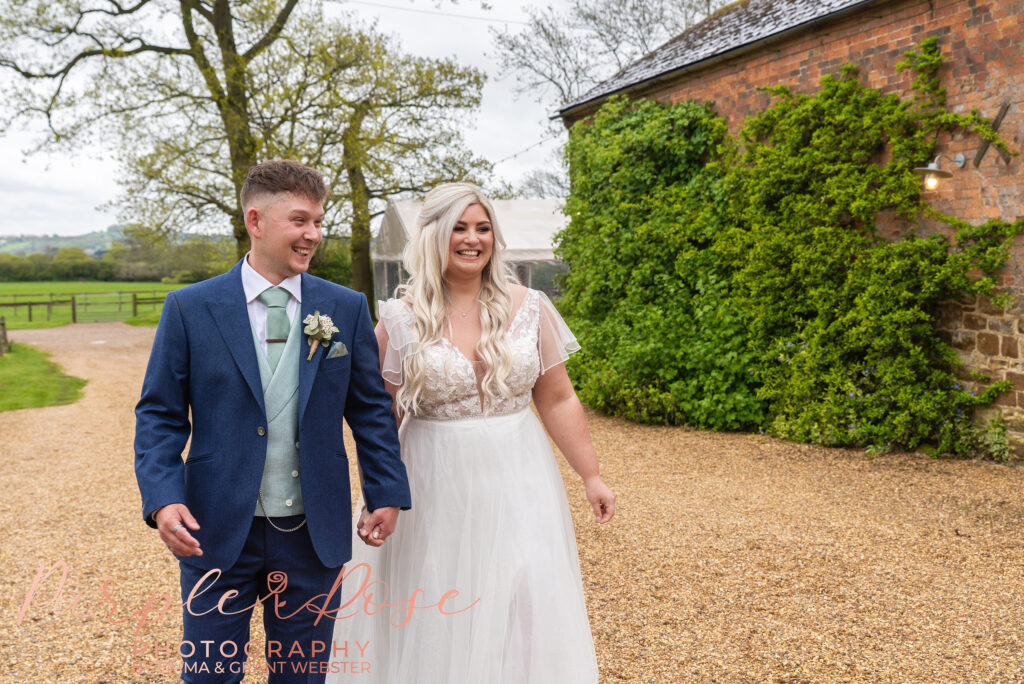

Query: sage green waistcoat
[250,311,304,517]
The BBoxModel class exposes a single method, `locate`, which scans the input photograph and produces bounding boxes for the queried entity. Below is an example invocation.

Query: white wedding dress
[327,288,599,683]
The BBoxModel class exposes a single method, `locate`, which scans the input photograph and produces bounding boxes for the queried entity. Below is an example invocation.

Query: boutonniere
[303,311,339,361]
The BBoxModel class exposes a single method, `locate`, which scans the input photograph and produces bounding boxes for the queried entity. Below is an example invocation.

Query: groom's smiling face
[246,192,324,284]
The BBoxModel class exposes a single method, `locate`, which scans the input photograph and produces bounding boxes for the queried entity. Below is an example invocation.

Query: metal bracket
[973,101,1011,167]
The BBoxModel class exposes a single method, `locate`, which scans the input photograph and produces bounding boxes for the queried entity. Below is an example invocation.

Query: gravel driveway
[2,323,1023,683]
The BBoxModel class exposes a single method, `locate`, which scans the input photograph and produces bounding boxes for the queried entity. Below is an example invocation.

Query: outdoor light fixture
[913,153,966,190]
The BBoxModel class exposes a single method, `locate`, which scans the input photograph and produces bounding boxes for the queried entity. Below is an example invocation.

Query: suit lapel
[208,262,266,417]
[298,274,329,422]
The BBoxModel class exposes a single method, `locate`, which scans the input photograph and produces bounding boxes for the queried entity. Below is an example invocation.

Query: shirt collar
[241,253,303,304]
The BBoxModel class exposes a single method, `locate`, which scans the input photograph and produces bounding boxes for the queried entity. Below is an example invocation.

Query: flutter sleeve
[536,290,582,374]
[377,298,417,386]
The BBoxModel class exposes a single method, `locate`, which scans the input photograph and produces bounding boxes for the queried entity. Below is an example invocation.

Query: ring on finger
[171,523,184,535]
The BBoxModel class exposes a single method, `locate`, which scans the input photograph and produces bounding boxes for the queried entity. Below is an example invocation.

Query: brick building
[558,0,1024,450]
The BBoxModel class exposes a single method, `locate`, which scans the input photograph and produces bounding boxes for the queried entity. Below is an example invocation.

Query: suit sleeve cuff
[362,485,412,513]
[143,501,182,529]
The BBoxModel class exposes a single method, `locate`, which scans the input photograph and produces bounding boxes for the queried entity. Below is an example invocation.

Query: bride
[327,182,615,683]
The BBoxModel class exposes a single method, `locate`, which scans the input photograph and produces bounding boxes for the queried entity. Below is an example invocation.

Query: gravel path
[2,323,1024,683]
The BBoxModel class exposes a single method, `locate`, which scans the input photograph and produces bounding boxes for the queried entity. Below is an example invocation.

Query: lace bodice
[377,289,580,420]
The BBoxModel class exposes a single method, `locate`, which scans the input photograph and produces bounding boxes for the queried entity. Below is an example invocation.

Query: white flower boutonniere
[303,311,339,361]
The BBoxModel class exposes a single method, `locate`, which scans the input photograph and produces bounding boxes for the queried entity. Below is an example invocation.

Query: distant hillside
[0,226,123,256]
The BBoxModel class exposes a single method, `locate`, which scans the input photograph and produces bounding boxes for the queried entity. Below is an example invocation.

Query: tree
[0,0,311,253]
[0,0,490,301]
[247,15,491,305]
[518,165,570,199]
[491,0,729,114]
[100,225,234,281]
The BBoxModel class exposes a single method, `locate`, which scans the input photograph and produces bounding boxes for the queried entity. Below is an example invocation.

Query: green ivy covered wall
[558,40,1024,460]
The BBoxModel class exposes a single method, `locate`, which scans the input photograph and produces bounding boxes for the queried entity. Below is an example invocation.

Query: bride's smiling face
[444,203,493,281]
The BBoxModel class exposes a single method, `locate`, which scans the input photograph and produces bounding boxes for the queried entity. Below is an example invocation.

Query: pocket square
[327,341,348,359]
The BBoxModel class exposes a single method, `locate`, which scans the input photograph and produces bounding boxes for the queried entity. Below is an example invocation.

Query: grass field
[0,342,87,411]
[0,281,185,329]
[125,310,164,326]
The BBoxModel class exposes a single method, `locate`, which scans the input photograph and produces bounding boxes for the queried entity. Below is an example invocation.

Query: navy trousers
[178,516,345,683]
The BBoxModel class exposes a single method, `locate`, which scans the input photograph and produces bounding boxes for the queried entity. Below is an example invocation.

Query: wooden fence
[0,290,169,325]
[0,316,8,358]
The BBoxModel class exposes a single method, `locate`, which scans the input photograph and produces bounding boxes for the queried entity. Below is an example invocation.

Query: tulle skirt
[327,407,599,683]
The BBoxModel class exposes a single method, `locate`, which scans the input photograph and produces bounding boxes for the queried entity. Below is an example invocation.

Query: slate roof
[559,0,885,118]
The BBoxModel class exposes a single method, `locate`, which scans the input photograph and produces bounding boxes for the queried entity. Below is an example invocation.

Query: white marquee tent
[373,197,570,304]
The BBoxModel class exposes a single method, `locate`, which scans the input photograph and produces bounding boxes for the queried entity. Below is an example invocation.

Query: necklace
[450,298,478,318]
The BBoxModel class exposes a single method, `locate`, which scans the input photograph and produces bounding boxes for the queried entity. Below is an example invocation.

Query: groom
[134,159,411,683]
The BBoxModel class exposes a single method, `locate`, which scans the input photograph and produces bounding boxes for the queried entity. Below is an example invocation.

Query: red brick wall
[636,0,1023,228]
[569,0,1024,451]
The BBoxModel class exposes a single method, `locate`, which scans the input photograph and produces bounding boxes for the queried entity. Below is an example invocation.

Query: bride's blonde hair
[396,183,516,415]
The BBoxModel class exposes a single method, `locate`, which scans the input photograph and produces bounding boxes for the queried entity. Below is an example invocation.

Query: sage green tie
[259,287,291,372]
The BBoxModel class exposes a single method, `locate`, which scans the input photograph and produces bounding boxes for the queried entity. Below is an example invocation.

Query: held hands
[584,476,616,523]
[357,505,400,547]
[154,503,202,557]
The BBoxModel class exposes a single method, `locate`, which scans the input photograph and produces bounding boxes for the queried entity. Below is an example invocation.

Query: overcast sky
[0,0,568,237]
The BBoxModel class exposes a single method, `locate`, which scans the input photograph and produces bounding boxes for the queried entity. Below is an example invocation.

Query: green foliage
[0,342,87,411]
[559,41,1024,457]
[983,414,1012,464]
[102,226,235,282]
[0,249,115,281]
[309,237,353,287]
[560,97,764,429]
[0,227,234,283]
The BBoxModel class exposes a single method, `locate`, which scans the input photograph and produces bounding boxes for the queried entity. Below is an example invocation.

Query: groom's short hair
[240,159,329,209]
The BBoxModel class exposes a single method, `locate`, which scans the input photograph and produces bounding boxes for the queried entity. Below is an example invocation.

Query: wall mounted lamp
[913,153,966,190]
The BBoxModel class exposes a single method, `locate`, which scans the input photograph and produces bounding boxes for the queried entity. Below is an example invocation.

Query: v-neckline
[442,290,533,366]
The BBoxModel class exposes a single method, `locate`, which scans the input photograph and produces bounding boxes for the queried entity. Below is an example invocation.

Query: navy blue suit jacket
[134,260,410,572]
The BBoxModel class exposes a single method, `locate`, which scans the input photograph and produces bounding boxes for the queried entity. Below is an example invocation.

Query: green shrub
[560,98,764,429]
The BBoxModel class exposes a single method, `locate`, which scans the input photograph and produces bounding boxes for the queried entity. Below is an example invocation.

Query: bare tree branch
[0,42,190,80]
[242,0,300,63]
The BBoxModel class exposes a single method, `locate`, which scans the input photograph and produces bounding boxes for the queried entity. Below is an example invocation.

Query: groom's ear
[245,206,262,239]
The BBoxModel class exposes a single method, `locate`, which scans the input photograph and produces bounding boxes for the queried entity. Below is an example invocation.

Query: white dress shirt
[241,254,302,355]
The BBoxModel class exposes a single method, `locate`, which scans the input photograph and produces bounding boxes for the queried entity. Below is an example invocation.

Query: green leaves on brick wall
[558,40,1023,457]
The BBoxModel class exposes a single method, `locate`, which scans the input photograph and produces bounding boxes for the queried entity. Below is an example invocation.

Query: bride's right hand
[584,477,616,524]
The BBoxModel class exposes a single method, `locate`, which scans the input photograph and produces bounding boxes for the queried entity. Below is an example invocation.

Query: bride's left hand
[356,506,372,540]
[358,505,400,546]
[584,477,615,523]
